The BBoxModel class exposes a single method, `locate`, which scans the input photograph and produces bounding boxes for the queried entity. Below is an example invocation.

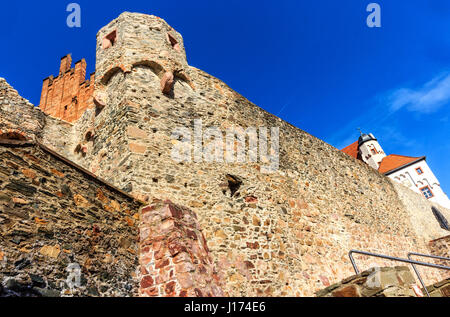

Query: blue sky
[1,1,450,193]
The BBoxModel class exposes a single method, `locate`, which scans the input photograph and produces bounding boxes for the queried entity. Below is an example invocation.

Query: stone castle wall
[92,62,447,296]
[429,235,450,280]
[0,143,141,296]
[34,13,447,296]
[429,235,450,260]
[424,277,450,297]
[1,12,449,297]
[0,78,46,141]
[392,181,450,241]
[0,78,141,296]
[41,108,97,168]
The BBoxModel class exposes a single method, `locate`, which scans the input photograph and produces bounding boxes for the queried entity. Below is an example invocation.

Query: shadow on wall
[432,206,450,231]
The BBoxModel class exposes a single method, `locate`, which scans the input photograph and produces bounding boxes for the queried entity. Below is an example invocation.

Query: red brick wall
[139,200,224,297]
[39,54,95,123]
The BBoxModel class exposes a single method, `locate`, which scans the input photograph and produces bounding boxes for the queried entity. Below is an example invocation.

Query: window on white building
[416,167,423,175]
[420,186,434,199]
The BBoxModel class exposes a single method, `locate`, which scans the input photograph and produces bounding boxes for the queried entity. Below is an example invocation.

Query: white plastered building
[341,133,450,209]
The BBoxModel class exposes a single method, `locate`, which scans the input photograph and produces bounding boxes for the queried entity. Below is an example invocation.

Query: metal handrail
[348,250,450,297]
[407,252,450,297]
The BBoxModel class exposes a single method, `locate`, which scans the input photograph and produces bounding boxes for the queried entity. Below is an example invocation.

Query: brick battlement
[38,54,95,123]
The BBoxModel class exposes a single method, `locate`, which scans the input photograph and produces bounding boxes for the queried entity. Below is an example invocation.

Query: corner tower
[93,12,193,109]
[84,12,199,199]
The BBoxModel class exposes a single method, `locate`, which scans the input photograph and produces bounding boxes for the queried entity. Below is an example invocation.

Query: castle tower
[93,12,192,110]
[85,12,199,199]
[357,133,386,169]
[81,14,235,295]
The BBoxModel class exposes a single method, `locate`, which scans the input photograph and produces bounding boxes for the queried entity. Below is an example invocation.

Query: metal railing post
[407,252,450,298]
[348,250,450,297]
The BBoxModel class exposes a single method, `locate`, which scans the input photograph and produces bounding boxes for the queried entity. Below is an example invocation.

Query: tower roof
[341,132,379,159]
[378,154,425,175]
[358,133,377,146]
[340,141,360,159]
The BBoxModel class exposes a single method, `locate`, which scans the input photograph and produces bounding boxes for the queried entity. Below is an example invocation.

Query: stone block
[332,285,361,297]
[129,143,147,154]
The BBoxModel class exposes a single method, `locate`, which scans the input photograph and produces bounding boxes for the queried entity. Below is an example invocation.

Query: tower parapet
[93,12,193,108]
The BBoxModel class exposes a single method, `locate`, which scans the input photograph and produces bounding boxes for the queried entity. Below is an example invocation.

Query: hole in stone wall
[103,30,117,49]
[85,130,94,142]
[95,104,104,117]
[80,146,88,157]
[167,33,181,52]
[226,174,242,197]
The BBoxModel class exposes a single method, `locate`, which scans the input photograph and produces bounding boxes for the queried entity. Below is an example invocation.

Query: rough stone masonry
[1,12,450,297]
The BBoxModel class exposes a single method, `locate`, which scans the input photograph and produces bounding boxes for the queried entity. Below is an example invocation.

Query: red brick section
[39,54,95,123]
[139,200,224,297]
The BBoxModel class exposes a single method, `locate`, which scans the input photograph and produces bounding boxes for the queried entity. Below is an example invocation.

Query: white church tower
[341,132,450,209]
[357,133,386,169]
